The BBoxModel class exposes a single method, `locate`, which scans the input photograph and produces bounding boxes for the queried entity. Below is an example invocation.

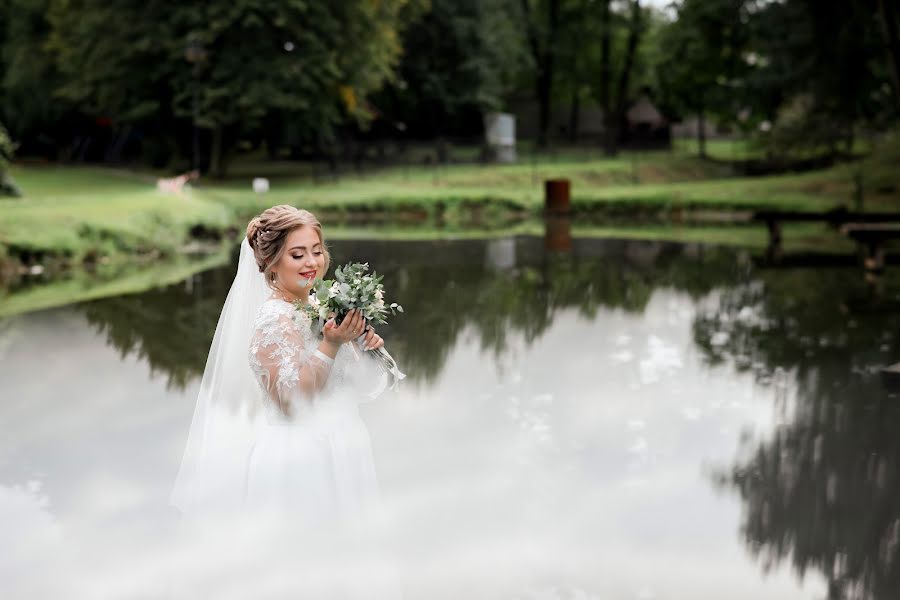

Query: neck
[273,285,308,304]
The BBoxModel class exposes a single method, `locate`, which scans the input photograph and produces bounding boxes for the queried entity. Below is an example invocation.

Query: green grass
[1,166,233,260]
[1,139,897,271]
[0,245,231,318]
[0,220,864,318]
[325,220,857,252]
[671,137,762,161]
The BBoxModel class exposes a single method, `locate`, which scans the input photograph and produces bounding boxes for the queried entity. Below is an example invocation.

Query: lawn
[1,139,897,270]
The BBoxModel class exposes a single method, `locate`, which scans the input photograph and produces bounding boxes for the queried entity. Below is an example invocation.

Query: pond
[2,235,899,599]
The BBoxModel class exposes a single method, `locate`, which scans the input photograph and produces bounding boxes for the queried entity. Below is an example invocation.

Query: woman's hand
[360,326,384,351]
[322,309,367,345]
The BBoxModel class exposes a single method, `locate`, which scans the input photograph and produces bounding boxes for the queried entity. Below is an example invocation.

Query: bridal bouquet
[296,262,405,388]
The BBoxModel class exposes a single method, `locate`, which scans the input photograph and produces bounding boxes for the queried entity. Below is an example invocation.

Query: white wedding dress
[169,238,400,599]
[245,296,386,527]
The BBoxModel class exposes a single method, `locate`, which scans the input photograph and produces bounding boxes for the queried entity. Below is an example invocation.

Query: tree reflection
[696,268,900,600]
[339,238,739,383]
[80,237,740,390]
[80,260,235,390]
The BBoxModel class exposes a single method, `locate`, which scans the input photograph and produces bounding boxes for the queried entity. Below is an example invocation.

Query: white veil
[170,237,270,516]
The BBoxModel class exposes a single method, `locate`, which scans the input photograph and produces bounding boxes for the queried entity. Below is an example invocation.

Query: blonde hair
[246,205,331,290]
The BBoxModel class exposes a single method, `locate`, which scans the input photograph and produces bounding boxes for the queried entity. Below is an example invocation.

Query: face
[271,226,326,300]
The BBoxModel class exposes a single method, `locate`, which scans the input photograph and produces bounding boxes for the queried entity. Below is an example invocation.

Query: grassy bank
[1,140,897,278]
[0,166,233,268]
[0,221,858,318]
[0,246,231,318]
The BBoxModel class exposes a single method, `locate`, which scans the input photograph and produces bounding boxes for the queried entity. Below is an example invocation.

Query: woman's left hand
[360,325,384,351]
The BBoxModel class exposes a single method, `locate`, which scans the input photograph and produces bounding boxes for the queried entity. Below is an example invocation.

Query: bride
[170,205,399,598]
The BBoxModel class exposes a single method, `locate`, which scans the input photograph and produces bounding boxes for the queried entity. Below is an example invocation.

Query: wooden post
[544,179,571,215]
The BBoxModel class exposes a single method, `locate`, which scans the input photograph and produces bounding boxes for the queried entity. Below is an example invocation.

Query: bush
[0,122,22,197]
[754,95,854,162]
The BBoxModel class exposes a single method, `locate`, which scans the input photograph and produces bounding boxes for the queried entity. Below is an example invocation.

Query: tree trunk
[569,89,580,142]
[536,71,552,148]
[877,0,900,110]
[599,0,612,154]
[697,107,707,159]
[210,125,224,179]
[609,0,643,155]
[521,0,560,148]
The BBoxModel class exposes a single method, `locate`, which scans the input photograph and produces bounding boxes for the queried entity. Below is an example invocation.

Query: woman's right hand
[322,309,366,345]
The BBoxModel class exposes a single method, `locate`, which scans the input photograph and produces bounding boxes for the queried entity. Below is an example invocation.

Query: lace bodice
[248,298,384,422]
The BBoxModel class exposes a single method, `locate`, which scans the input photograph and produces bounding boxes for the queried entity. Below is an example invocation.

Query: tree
[743,0,896,159]
[518,0,651,150]
[601,0,645,155]
[876,0,900,111]
[520,0,562,148]
[372,0,529,140]
[45,0,409,176]
[656,0,750,158]
[0,120,20,196]
[554,0,658,145]
[0,0,68,158]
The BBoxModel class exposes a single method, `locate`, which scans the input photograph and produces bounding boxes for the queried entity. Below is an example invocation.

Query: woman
[244,205,387,525]
[170,206,398,597]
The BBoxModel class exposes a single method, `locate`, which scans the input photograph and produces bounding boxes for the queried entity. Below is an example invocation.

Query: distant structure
[510,92,670,149]
[670,115,734,140]
[623,93,671,149]
[483,112,516,163]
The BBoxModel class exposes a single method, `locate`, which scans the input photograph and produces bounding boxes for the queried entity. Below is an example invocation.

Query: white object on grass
[252,178,270,193]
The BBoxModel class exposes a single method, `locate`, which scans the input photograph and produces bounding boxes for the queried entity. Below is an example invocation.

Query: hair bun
[246,218,263,250]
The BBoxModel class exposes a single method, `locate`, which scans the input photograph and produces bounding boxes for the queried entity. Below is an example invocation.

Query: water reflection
[76,237,743,389]
[5,235,899,598]
[81,273,228,389]
[695,268,900,600]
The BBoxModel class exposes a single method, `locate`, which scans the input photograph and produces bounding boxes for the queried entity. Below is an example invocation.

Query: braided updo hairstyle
[246,205,331,290]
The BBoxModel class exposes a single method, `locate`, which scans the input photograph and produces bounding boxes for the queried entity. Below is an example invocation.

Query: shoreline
[2,153,897,281]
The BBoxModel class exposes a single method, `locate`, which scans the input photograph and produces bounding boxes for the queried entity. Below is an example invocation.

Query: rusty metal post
[544,216,572,253]
[544,179,571,215]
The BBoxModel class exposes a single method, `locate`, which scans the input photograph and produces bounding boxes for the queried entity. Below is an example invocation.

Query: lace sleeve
[248,303,333,417]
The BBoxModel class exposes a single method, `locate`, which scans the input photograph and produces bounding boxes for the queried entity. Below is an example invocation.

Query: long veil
[170,237,270,516]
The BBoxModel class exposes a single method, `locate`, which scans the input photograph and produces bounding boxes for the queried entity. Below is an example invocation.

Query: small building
[623,93,671,149]
[509,91,671,149]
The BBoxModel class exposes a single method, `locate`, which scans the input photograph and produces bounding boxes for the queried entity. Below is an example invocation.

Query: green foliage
[376,0,528,133]
[756,94,854,160]
[0,120,20,196]
[0,0,66,155]
[656,0,750,134]
[554,0,661,112]
[303,261,403,326]
[745,0,895,138]
[43,0,409,175]
[657,0,899,160]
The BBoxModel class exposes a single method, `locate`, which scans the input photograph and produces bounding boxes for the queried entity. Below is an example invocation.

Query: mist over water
[2,236,898,599]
